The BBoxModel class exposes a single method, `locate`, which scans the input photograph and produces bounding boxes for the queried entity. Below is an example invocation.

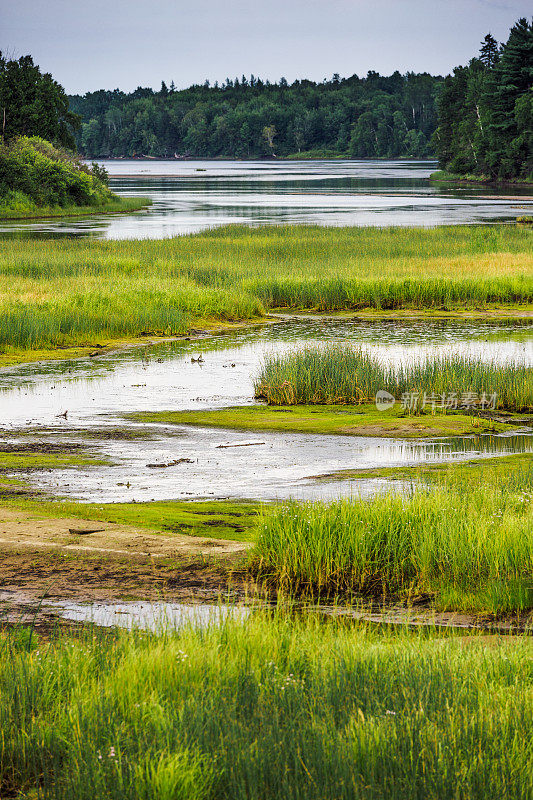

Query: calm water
[1,160,531,238]
[1,318,531,502]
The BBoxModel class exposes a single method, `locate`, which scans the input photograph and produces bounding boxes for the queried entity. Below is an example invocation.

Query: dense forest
[433,17,532,182]
[68,72,441,160]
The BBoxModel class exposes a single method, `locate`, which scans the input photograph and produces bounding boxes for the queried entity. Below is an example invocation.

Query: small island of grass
[131,404,521,439]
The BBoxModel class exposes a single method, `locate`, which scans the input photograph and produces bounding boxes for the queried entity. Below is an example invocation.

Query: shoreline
[430,170,533,190]
[0,196,151,221]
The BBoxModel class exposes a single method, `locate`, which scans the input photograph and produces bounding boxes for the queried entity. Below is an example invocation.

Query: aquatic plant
[252,466,533,612]
[255,346,533,411]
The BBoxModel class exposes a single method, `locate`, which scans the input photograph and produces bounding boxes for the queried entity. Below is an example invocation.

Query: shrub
[0,136,114,209]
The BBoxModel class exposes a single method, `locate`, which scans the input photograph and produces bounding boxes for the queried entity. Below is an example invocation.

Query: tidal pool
[0,318,531,502]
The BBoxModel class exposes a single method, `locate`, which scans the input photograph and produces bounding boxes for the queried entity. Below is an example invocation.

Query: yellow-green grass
[0,497,260,542]
[0,224,532,362]
[2,617,531,800]
[252,466,533,614]
[0,196,151,220]
[132,404,519,438]
[255,347,533,411]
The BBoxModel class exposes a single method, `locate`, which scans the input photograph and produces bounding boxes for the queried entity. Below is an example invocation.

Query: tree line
[433,18,532,181]
[67,71,441,160]
[0,17,529,177]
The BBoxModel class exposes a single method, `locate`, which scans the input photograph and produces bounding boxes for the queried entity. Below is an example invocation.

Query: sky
[0,0,529,95]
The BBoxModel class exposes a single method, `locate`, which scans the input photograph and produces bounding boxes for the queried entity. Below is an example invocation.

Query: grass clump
[255,346,533,411]
[252,468,533,613]
[0,616,531,799]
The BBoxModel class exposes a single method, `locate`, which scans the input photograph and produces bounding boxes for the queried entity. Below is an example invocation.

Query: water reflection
[20,428,533,503]
[0,318,532,429]
[42,599,249,630]
[0,159,530,239]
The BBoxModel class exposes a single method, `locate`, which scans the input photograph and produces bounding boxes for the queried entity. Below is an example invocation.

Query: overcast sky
[0,0,529,95]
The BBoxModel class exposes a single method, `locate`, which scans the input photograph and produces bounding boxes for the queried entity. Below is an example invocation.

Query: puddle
[41,599,250,631]
[3,593,524,635]
[0,318,531,502]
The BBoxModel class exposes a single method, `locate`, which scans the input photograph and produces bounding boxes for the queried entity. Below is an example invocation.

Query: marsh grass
[0,277,262,350]
[0,224,531,354]
[0,615,531,799]
[255,346,533,411]
[252,468,533,612]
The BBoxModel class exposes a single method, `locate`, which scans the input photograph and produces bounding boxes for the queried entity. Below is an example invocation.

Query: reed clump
[255,346,533,411]
[252,467,533,612]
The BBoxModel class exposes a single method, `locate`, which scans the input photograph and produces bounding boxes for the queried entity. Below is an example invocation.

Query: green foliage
[0,224,531,356]
[255,347,533,411]
[69,71,442,159]
[0,617,532,799]
[0,52,80,148]
[253,467,533,610]
[434,18,533,181]
[0,135,115,211]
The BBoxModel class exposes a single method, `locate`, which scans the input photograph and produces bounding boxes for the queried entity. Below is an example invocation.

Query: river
[0,159,531,238]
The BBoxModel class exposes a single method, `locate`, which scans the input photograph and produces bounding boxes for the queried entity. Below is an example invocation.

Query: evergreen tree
[0,53,80,148]
[479,33,499,68]
[433,18,532,181]
[486,17,533,178]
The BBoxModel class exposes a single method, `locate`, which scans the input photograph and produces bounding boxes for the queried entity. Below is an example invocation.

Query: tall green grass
[255,346,533,411]
[1,615,531,799]
[0,279,263,351]
[0,224,531,354]
[252,468,533,611]
[247,274,533,310]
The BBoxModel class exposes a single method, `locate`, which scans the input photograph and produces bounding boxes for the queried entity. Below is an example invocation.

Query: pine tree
[486,17,533,177]
[479,33,499,68]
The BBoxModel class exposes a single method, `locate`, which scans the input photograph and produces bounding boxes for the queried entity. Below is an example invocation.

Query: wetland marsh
[0,213,531,799]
